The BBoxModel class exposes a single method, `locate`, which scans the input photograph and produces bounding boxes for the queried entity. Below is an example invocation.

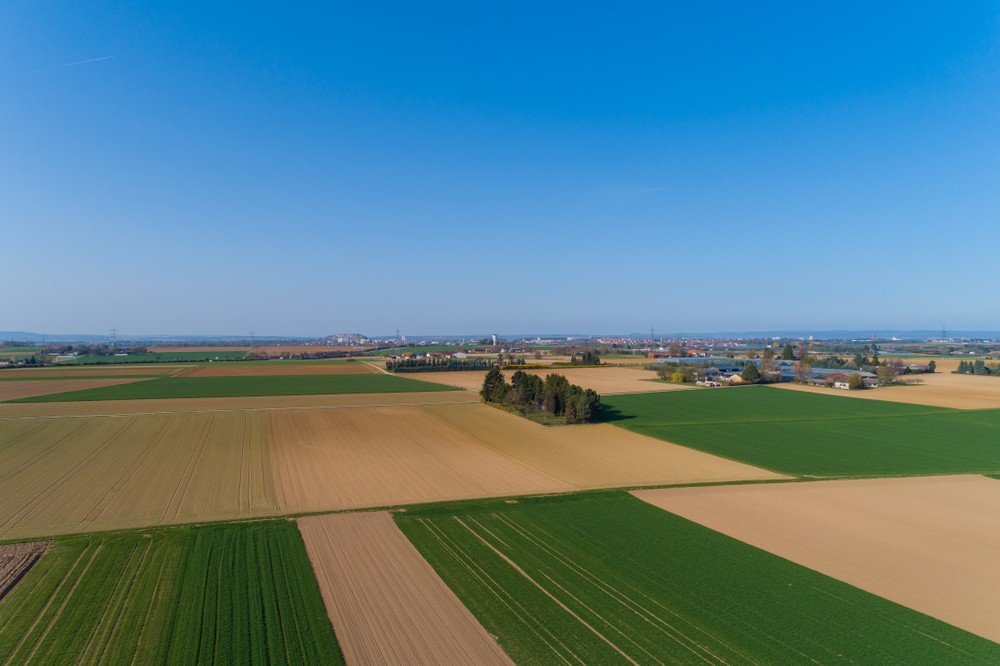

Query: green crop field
[397,492,1000,665]
[0,521,343,665]
[61,351,248,364]
[600,386,1000,476]
[9,372,459,402]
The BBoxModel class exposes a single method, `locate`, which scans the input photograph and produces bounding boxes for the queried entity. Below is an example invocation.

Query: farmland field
[9,373,458,402]
[62,350,249,364]
[777,370,1000,409]
[182,361,379,377]
[397,492,1000,664]
[0,521,343,664]
[299,512,511,665]
[268,403,782,513]
[634,475,1000,642]
[602,386,1000,476]
[0,412,278,539]
[416,366,688,395]
[0,389,478,419]
[0,366,185,378]
[0,378,148,402]
[0,542,46,599]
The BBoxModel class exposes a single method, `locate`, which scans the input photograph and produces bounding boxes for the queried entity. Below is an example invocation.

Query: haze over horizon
[4,3,999,336]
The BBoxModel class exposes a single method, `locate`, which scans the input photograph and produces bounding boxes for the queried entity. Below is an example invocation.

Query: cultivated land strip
[776,371,1000,409]
[299,512,511,666]
[0,379,147,401]
[397,493,1000,664]
[0,542,47,601]
[634,475,1000,643]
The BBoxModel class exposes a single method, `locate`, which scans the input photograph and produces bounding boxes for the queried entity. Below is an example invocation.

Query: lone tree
[781,344,795,360]
[741,363,760,383]
[928,360,937,373]
[480,367,508,403]
[847,374,865,390]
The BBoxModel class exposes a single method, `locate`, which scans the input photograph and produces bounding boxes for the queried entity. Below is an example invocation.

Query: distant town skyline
[3,3,998,335]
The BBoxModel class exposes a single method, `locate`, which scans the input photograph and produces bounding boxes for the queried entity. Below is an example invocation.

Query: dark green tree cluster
[480,368,601,424]
[570,350,601,366]
[387,357,497,373]
[956,360,997,375]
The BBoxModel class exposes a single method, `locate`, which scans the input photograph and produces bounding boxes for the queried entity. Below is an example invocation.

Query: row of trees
[569,350,601,366]
[386,357,498,373]
[956,360,1000,375]
[480,368,601,424]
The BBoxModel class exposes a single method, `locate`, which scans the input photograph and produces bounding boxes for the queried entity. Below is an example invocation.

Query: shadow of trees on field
[592,404,637,423]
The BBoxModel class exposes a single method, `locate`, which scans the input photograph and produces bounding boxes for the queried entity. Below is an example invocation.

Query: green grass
[10,373,459,402]
[0,521,343,665]
[396,492,1000,665]
[61,351,248,364]
[601,386,1000,476]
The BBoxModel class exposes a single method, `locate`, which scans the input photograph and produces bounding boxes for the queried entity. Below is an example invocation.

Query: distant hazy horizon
[4,3,998,335]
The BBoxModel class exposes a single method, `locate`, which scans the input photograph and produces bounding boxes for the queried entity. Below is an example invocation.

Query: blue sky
[3,2,998,336]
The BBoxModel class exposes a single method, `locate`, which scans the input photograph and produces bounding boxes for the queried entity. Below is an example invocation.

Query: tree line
[956,360,1000,376]
[386,357,499,373]
[480,368,601,424]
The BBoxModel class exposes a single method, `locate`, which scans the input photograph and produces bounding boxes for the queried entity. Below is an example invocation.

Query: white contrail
[44,55,115,70]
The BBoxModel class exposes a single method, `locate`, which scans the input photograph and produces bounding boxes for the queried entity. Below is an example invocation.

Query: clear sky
[3,2,999,336]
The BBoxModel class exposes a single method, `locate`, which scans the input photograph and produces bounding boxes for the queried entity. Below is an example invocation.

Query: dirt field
[299,512,512,665]
[0,412,278,540]
[0,541,47,600]
[183,362,379,377]
[634,475,1000,643]
[0,366,185,378]
[414,366,690,395]
[0,378,148,401]
[776,371,1000,409]
[268,403,784,513]
[0,389,479,419]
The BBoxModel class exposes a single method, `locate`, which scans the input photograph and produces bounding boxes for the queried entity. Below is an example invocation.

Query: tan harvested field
[776,371,1000,409]
[183,362,379,377]
[269,406,571,511]
[0,365,185,378]
[268,403,783,512]
[299,512,513,666]
[148,346,249,352]
[0,389,479,419]
[415,366,690,395]
[0,541,47,600]
[150,345,369,355]
[0,412,278,539]
[634,475,1000,643]
[0,378,147,401]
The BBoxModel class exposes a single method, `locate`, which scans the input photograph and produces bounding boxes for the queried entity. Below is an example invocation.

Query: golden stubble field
[776,371,1000,409]
[267,402,784,513]
[0,412,278,540]
[415,366,689,395]
[299,512,512,666]
[0,397,780,539]
[634,475,1000,643]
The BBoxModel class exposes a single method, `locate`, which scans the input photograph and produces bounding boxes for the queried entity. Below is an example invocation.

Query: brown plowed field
[634,475,1000,643]
[183,362,379,377]
[776,371,1000,409]
[0,412,278,540]
[0,389,479,419]
[268,403,783,512]
[299,512,513,666]
[415,366,689,395]
[0,378,148,401]
[0,541,47,600]
[0,366,184,378]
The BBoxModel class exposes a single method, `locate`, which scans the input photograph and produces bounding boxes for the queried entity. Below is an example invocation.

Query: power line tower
[249,329,255,354]
[941,324,948,341]
[110,326,118,350]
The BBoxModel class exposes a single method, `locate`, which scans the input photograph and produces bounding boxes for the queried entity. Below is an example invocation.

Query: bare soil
[0,541,48,600]
[634,475,1000,643]
[298,512,513,666]
[0,379,148,402]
